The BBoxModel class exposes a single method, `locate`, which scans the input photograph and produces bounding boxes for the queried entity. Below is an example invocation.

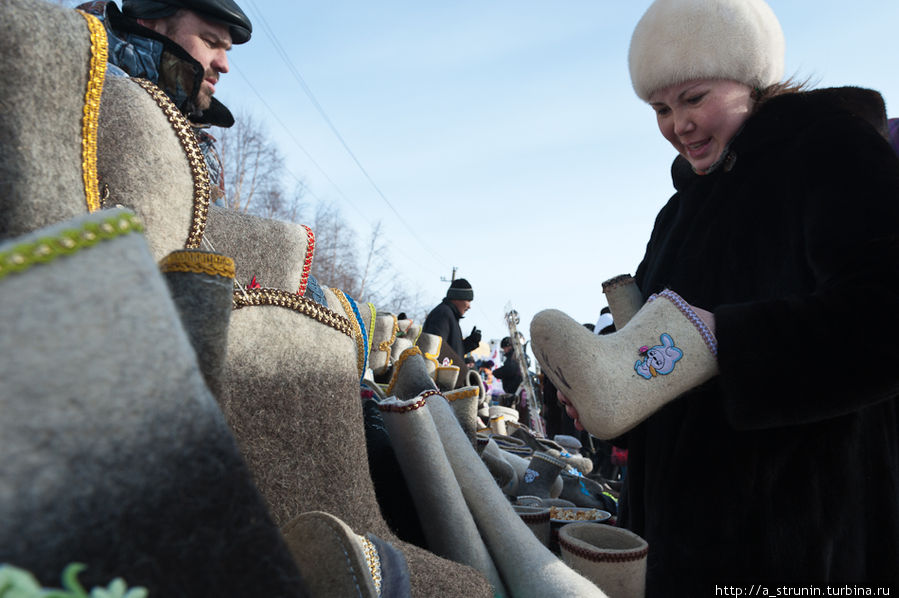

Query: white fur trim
[628,0,785,101]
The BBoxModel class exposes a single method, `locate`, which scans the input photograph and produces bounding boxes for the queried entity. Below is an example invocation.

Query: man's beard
[196,70,217,111]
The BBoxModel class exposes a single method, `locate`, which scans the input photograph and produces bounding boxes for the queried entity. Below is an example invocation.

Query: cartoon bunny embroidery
[635,333,683,379]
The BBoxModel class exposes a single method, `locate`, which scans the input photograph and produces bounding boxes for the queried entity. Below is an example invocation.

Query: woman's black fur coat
[623,87,899,595]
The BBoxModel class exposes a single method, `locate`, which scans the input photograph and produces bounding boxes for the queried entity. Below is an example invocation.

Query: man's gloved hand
[467,326,482,345]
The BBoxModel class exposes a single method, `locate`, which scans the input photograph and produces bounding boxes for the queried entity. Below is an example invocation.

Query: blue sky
[213,0,899,348]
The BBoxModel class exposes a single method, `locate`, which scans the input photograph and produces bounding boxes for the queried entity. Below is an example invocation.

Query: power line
[241,0,451,273]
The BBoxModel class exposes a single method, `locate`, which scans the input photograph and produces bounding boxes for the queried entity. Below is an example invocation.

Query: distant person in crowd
[422,278,481,367]
[543,0,899,593]
[492,336,523,395]
[78,0,252,205]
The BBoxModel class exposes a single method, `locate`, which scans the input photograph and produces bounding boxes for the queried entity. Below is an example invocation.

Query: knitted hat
[628,0,785,101]
[446,278,474,301]
[123,0,252,44]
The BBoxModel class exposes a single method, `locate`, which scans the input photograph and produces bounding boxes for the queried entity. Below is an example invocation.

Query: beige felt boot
[531,289,718,439]
[558,523,649,598]
[601,274,643,329]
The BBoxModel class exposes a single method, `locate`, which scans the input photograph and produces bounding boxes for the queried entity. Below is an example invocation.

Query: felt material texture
[0,209,307,596]
[370,313,398,375]
[558,524,648,598]
[530,290,718,439]
[421,387,609,597]
[97,75,202,259]
[219,302,494,598]
[282,511,380,598]
[205,205,312,292]
[361,392,427,549]
[623,88,899,593]
[628,0,784,101]
[415,331,442,357]
[444,386,481,445]
[512,505,552,547]
[385,351,607,596]
[161,249,234,398]
[517,452,568,499]
[601,274,642,330]
[378,393,507,596]
[0,0,91,238]
[435,364,460,391]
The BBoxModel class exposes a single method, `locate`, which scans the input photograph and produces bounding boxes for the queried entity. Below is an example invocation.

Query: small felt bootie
[283,511,409,598]
[518,452,569,499]
[558,523,649,598]
[601,274,643,329]
[531,289,718,439]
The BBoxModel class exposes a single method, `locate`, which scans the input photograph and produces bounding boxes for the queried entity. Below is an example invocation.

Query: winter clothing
[422,298,479,362]
[493,348,523,395]
[889,117,899,157]
[121,0,252,44]
[628,0,784,101]
[446,278,474,301]
[622,87,899,594]
[77,1,232,201]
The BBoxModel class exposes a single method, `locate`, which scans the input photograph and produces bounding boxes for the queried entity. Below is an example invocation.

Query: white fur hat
[628,0,785,101]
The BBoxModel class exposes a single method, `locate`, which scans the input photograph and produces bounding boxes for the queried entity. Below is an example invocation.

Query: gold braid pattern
[232,287,353,338]
[377,315,399,353]
[445,386,479,402]
[132,78,210,249]
[366,303,377,354]
[76,10,108,213]
[332,288,365,378]
[160,251,235,280]
[385,345,424,396]
[0,213,143,281]
[358,536,382,596]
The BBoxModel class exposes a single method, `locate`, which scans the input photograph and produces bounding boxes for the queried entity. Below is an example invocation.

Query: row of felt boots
[0,1,659,596]
[0,1,498,595]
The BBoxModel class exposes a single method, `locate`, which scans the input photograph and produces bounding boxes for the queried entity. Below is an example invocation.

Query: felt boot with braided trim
[531,289,718,439]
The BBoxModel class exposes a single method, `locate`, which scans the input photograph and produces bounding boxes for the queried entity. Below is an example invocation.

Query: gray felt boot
[0,209,307,596]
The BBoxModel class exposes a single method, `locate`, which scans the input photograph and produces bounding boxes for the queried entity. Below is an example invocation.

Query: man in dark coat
[77,0,252,205]
[422,278,481,366]
[492,336,522,395]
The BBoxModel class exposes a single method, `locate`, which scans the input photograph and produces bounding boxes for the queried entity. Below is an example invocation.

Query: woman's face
[649,79,754,173]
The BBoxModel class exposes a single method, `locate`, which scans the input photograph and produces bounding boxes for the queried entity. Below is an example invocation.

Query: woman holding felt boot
[530,0,899,594]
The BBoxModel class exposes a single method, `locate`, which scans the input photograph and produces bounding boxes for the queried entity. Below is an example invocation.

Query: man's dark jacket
[422,298,477,363]
[493,350,522,394]
[622,87,899,595]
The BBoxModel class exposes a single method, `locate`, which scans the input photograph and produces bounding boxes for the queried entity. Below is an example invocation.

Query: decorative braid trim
[377,315,399,353]
[296,224,314,296]
[377,395,427,414]
[558,536,649,564]
[0,213,143,280]
[647,289,718,357]
[76,10,108,213]
[232,287,353,338]
[358,535,382,596]
[444,387,479,402]
[601,274,635,292]
[517,511,550,524]
[332,288,366,378]
[132,78,209,249]
[160,251,235,279]
[385,345,423,395]
[366,303,377,353]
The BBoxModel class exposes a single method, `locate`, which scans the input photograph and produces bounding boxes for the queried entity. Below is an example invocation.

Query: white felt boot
[601,274,643,329]
[531,289,718,439]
